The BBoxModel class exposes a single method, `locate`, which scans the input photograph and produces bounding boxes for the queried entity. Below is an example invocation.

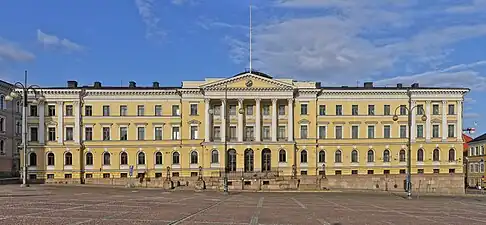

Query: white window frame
[335,125,343,139]
[119,125,128,140]
[47,126,56,141]
[84,125,93,141]
[137,125,146,140]
[432,123,440,138]
[172,126,180,140]
[318,125,327,139]
[154,126,163,140]
[65,126,74,141]
[399,125,407,138]
[190,103,198,116]
[47,104,56,117]
[447,123,455,138]
[383,125,391,138]
[0,115,6,132]
[351,125,359,139]
[300,124,308,139]
[190,125,199,140]
[367,125,375,139]
[102,126,111,141]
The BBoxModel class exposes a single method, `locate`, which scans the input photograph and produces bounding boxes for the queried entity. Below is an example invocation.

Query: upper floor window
[229,105,236,115]
[102,127,110,140]
[384,105,390,115]
[48,105,56,116]
[65,127,74,141]
[278,105,285,115]
[85,106,92,116]
[448,104,455,115]
[300,125,308,139]
[155,105,162,116]
[85,127,92,141]
[432,125,439,138]
[336,105,342,115]
[352,105,358,115]
[335,126,343,139]
[400,125,407,138]
[247,105,254,115]
[367,126,374,139]
[30,105,38,116]
[399,105,406,115]
[120,105,128,116]
[138,127,145,140]
[319,105,326,116]
[120,127,128,140]
[65,105,73,116]
[137,105,145,116]
[318,126,326,139]
[190,104,198,116]
[368,105,375,115]
[383,125,390,138]
[103,105,110,116]
[0,118,4,132]
[30,127,38,142]
[172,105,180,116]
[416,104,424,115]
[351,126,358,139]
[263,105,270,115]
[448,124,455,138]
[432,104,439,115]
[300,104,308,115]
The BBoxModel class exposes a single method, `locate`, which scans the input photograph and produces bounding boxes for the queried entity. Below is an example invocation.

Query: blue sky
[0,0,485,135]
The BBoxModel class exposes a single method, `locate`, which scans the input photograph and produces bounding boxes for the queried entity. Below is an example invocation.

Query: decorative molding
[134,122,148,126]
[99,123,113,126]
[381,121,394,124]
[116,122,130,126]
[349,121,361,124]
[431,118,441,123]
[187,119,201,125]
[298,119,310,124]
[332,121,346,124]
[365,121,378,124]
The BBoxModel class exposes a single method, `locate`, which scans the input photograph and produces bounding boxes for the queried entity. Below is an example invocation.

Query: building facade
[20,72,469,193]
[0,81,21,177]
[466,133,486,187]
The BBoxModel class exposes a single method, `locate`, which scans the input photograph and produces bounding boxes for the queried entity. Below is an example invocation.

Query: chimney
[67,81,78,88]
[411,83,419,88]
[129,81,136,88]
[153,81,160,88]
[397,83,403,88]
[364,82,373,88]
[93,81,102,88]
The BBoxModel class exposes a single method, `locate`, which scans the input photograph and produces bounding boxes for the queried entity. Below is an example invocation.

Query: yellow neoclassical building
[20,71,469,193]
[466,133,486,187]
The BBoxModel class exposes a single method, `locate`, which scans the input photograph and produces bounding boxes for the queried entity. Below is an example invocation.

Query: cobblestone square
[0,185,485,225]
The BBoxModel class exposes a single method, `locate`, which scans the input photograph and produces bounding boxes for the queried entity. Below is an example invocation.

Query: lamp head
[9,91,19,99]
[208,108,214,115]
[5,95,13,101]
[238,108,244,114]
[31,99,38,105]
[37,94,46,103]
[421,115,427,122]
[392,115,399,121]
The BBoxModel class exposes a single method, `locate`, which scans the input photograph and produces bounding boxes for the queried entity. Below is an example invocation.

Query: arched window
[318,150,326,163]
[300,150,308,163]
[433,148,440,161]
[383,150,390,162]
[367,150,374,162]
[351,150,358,163]
[211,150,219,163]
[120,152,128,165]
[417,149,424,162]
[29,153,37,166]
[65,152,72,165]
[47,152,55,166]
[190,151,198,164]
[103,152,110,165]
[481,163,485,173]
[172,152,180,164]
[86,152,93,165]
[399,150,406,162]
[279,149,286,162]
[138,152,145,165]
[155,152,163,165]
[335,150,342,163]
[448,148,455,162]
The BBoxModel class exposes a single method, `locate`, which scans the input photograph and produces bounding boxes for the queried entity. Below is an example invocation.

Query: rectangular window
[85,106,92,116]
[30,127,38,141]
[155,105,162,116]
[384,105,390,115]
[245,126,254,141]
[172,127,180,140]
[138,127,145,140]
[318,126,326,139]
[263,105,270,116]
[154,127,163,140]
[120,105,128,116]
[137,105,145,116]
[213,126,220,140]
[352,105,358,115]
[190,126,198,139]
[400,105,406,115]
[448,104,455,115]
[229,126,237,140]
[335,126,343,139]
[120,127,128,140]
[48,105,56,116]
[65,127,74,141]
[190,104,198,116]
[85,127,92,141]
[433,104,439,115]
[48,127,56,141]
[368,105,375,115]
[262,126,270,140]
[103,127,110,140]
[30,105,38,116]
[416,104,424,115]
[416,125,424,138]
[172,105,180,116]
[65,105,73,116]
[448,124,455,138]
[400,125,407,138]
[229,105,236,115]
[319,105,326,116]
[336,105,342,115]
[247,105,254,115]
[278,105,285,115]
[351,126,358,139]
[103,105,110,116]
[432,125,439,138]
[278,126,286,139]
[367,126,374,139]
[300,104,308,115]
[300,125,308,139]
[214,105,221,116]
[383,125,390,138]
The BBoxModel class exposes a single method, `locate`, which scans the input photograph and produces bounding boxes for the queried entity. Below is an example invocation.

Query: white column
[74,101,80,143]
[287,98,294,142]
[411,100,416,142]
[221,99,226,142]
[457,100,462,141]
[255,98,261,142]
[57,101,64,144]
[442,100,447,141]
[238,99,244,142]
[38,102,45,145]
[271,99,278,142]
[204,99,210,142]
[425,101,431,141]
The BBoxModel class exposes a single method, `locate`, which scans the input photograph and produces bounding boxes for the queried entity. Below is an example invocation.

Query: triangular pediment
[201,73,294,90]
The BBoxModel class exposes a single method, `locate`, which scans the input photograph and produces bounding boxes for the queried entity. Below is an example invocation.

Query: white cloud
[37,29,83,52]
[135,0,165,39]
[464,112,481,119]
[0,37,35,61]
[446,0,486,13]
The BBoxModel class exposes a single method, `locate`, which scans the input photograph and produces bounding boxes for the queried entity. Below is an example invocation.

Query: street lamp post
[392,89,426,199]
[6,70,45,187]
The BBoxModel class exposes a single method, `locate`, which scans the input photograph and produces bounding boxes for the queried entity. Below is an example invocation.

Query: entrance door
[262,149,271,172]
[244,149,254,172]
